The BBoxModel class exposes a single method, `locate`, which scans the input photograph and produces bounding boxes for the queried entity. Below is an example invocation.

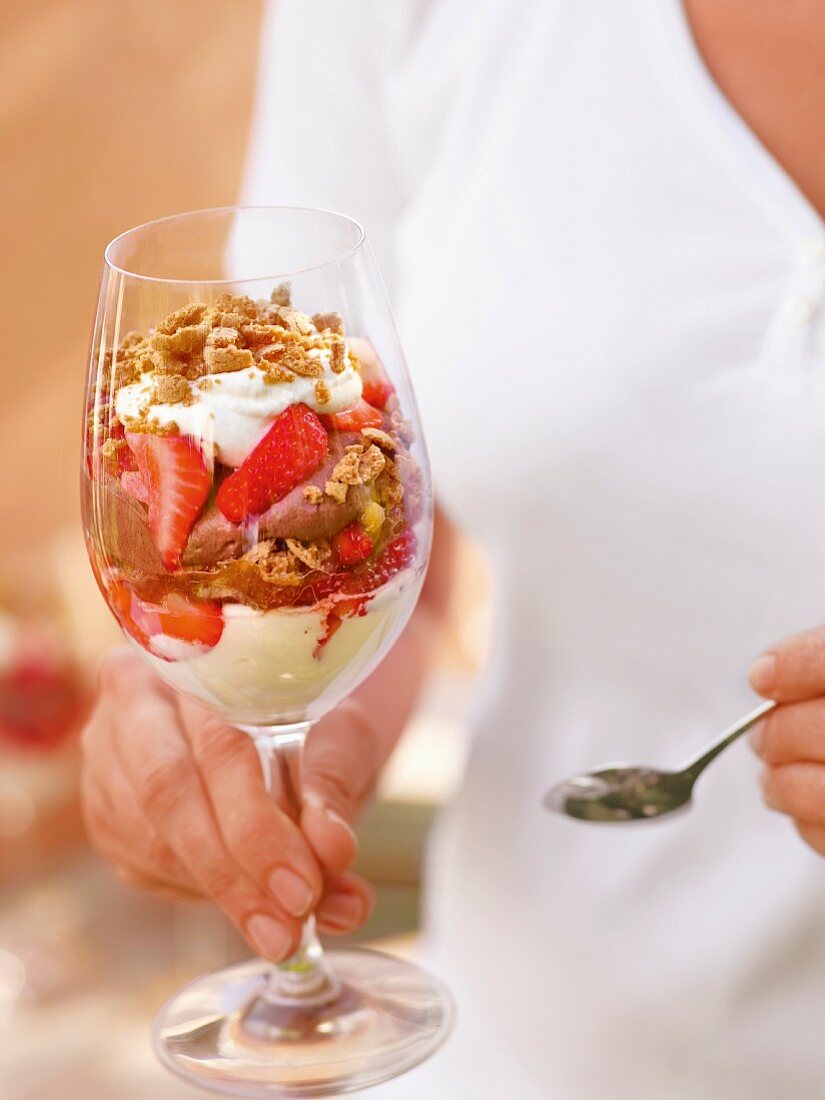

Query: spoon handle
[683,699,776,778]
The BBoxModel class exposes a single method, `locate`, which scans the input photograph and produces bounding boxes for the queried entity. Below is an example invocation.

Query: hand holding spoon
[543,699,776,823]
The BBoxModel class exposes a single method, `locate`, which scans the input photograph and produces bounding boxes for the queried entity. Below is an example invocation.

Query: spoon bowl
[543,765,695,822]
[543,699,775,824]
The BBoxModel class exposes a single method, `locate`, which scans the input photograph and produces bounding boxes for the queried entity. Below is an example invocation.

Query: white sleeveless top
[244,3,825,1095]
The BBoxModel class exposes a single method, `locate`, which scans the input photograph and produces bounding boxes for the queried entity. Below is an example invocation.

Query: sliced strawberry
[126,433,212,570]
[108,579,155,648]
[107,580,223,653]
[155,592,224,648]
[361,379,395,410]
[310,533,413,658]
[323,399,383,433]
[331,522,374,566]
[361,528,418,587]
[298,529,418,606]
[349,337,395,411]
[216,403,328,524]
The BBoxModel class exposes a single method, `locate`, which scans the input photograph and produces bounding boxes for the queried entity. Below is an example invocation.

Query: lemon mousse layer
[141,569,421,725]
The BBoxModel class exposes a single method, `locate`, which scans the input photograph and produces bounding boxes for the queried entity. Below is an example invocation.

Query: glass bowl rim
[103,205,367,287]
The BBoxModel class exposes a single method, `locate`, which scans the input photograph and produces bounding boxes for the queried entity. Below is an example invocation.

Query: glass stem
[251,723,338,1004]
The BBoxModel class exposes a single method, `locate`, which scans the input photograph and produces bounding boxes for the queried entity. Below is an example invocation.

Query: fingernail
[268,868,313,917]
[304,791,357,845]
[748,721,765,755]
[316,892,365,931]
[246,915,293,962]
[749,654,776,694]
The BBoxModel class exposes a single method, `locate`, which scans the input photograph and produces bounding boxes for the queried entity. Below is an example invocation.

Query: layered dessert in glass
[84,287,425,725]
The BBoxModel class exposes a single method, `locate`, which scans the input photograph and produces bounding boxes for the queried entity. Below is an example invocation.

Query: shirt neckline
[646,0,825,249]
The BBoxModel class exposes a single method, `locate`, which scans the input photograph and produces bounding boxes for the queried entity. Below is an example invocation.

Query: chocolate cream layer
[87,434,368,575]
[182,436,368,566]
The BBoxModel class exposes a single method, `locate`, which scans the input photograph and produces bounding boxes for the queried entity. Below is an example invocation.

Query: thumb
[749,625,825,703]
[300,702,380,873]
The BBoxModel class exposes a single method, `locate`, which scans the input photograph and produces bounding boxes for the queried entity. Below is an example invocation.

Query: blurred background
[0,3,488,1095]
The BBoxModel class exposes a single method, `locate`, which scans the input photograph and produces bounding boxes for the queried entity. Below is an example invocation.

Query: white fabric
[243,2,825,1096]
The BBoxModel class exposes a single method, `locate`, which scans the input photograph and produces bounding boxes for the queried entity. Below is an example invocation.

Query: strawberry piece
[361,379,395,410]
[126,433,212,570]
[310,532,415,657]
[216,403,328,524]
[298,529,418,606]
[332,522,374,566]
[108,579,155,648]
[349,337,395,411]
[107,580,223,653]
[361,528,418,587]
[323,399,383,433]
[155,592,224,648]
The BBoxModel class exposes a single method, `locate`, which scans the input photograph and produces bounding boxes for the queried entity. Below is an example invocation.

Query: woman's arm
[80,509,456,959]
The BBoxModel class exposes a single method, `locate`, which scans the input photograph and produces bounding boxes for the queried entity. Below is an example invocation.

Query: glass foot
[152,947,454,1098]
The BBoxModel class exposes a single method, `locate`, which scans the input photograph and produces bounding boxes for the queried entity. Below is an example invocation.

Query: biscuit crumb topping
[324,443,387,504]
[151,374,194,406]
[312,311,345,335]
[330,339,347,374]
[315,379,331,405]
[270,281,292,307]
[102,291,356,403]
[155,302,207,335]
[270,306,315,335]
[204,345,255,374]
[302,485,324,505]
[324,480,349,504]
[206,326,241,349]
[360,427,396,451]
[286,538,331,571]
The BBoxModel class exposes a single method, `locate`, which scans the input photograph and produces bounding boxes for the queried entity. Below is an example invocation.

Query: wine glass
[81,207,453,1096]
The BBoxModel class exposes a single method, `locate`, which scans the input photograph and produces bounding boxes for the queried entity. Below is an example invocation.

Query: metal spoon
[543,699,776,823]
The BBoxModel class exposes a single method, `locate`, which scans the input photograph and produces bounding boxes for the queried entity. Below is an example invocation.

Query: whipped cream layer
[115,346,362,467]
[139,570,421,725]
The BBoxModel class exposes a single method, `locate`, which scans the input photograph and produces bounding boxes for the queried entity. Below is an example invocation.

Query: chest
[685,0,825,223]
[393,1,825,552]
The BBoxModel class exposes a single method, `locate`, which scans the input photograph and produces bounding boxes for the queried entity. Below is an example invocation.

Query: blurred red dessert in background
[0,614,89,753]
